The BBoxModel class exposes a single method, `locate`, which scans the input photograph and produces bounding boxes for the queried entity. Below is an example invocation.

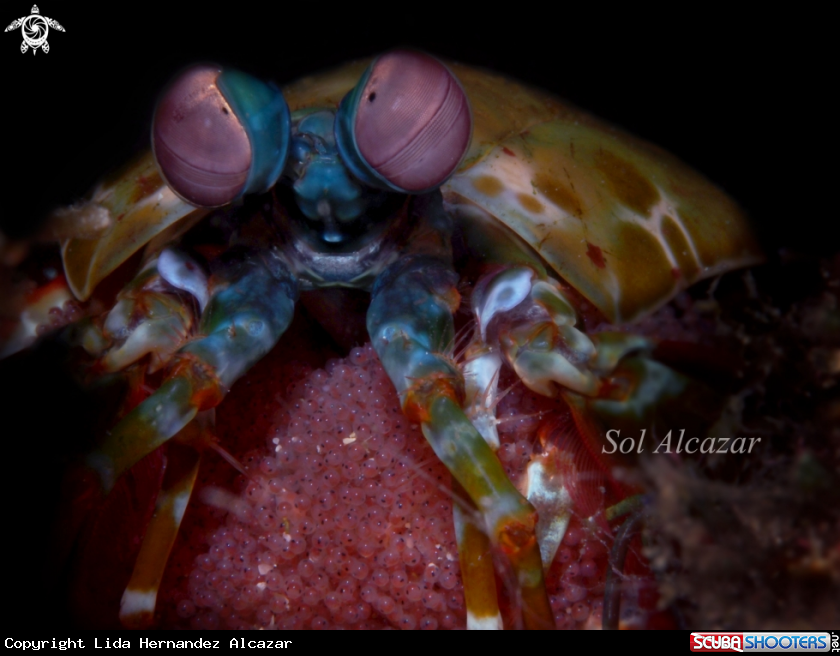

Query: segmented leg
[367,254,554,630]
[602,504,646,630]
[452,481,502,630]
[118,416,207,628]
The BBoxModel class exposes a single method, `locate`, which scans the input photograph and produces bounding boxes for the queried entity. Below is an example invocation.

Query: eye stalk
[335,50,472,194]
[153,65,291,207]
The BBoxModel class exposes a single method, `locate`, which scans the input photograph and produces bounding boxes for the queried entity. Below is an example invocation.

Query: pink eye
[153,65,290,207]
[336,50,472,193]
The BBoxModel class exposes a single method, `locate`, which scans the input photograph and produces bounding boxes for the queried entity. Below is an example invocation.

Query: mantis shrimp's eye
[153,65,291,207]
[335,50,472,193]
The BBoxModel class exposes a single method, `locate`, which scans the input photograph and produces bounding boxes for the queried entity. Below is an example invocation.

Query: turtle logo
[5,5,65,55]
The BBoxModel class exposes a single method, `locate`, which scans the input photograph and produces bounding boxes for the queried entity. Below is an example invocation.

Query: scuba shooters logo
[4,5,65,54]
[690,632,835,652]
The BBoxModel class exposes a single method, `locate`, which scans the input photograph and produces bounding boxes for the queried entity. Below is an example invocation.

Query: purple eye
[153,65,290,207]
[335,50,472,193]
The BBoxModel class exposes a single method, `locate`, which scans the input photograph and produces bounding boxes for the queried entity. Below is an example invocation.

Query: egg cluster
[160,344,613,629]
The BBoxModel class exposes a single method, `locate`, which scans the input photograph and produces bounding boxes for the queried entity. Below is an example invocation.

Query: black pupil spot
[368,92,376,102]
[222,106,229,114]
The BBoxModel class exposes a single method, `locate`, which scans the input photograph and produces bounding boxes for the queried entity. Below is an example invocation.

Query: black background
[2,3,827,632]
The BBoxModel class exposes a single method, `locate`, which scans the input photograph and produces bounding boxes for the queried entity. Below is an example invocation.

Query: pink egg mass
[148,338,662,630]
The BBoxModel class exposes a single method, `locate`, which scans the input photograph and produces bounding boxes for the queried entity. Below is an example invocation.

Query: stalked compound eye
[335,50,472,194]
[153,65,291,207]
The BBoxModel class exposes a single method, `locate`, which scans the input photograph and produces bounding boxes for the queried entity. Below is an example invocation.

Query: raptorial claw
[60,152,206,302]
[84,248,298,496]
[62,247,299,627]
[467,264,722,447]
[368,239,554,628]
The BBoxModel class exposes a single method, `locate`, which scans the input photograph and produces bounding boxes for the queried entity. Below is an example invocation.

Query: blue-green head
[152,51,472,244]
